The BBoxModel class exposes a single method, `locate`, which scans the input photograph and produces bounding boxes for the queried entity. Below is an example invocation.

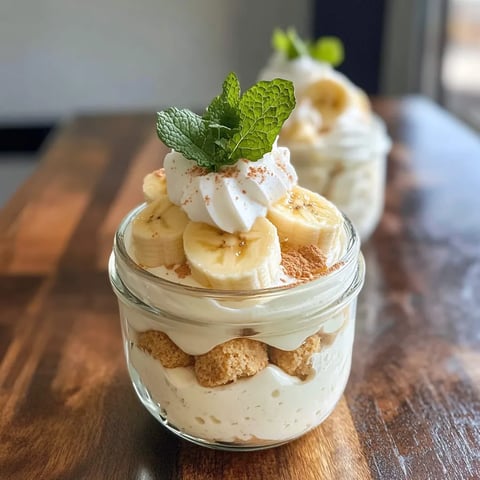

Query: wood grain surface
[1,98,480,479]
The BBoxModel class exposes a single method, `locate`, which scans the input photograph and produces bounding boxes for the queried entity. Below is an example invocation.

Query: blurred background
[0,0,479,204]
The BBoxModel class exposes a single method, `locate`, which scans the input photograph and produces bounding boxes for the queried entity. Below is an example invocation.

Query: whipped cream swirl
[164,144,297,233]
[290,110,392,162]
[318,110,391,161]
[258,53,336,92]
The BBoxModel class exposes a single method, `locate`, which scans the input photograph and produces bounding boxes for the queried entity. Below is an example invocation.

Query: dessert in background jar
[109,73,365,450]
[258,28,392,241]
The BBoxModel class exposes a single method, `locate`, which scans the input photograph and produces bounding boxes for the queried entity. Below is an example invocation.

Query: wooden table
[1,97,479,479]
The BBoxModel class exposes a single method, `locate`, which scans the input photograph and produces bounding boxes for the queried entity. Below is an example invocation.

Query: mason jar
[284,115,391,241]
[109,205,365,451]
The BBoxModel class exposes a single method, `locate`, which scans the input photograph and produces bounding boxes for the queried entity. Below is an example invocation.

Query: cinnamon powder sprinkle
[247,165,268,183]
[220,166,239,178]
[174,263,191,279]
[187,165,209,176]
[281,245,331,281]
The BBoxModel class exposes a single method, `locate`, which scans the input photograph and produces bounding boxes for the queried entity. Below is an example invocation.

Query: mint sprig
[203,72,240,129]
[272,27,344,67]
[228,79,294,161]
[272,28,309,60]
[156,72,295,172]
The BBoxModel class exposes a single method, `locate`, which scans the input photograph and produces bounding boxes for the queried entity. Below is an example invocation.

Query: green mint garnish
[272,27,309,60]
[156,107,217,168]
[309,37,345,66]
[227,79,294,161]
[203,71,241,130]
[156,72,295,172]
[272,27,344,67]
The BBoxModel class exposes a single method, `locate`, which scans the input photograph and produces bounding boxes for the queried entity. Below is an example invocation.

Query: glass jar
[285,115,391,241]
[109,205,365,451]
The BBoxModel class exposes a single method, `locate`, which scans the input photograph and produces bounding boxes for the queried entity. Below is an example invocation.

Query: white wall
[0,0,311,121]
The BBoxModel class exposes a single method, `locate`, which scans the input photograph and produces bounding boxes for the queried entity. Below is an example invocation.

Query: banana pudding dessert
[259,28,391,240]
[109,73,365,450]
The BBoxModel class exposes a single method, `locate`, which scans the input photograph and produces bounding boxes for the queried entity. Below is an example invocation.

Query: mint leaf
[272,28,290,55]
[156,107,216,168]
[204,72,240,129]
[309,37,344,67]
[222,72,241,109]
[156,73,295,171]
[271,28,344,66]
[272,27,308,60]
[285,28,309,59]
[228,78,295,162]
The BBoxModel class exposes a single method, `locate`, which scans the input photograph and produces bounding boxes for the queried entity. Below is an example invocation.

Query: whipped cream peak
[164,143,297,233]
[259,53,361,99]
[259,53,334,93]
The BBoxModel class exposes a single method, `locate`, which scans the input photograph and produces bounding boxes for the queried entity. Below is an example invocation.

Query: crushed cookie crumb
[138,330,193,368]
[174,263,191,279]
[195,339,268,387]
[281,244,330,281]
[269,334,321,379]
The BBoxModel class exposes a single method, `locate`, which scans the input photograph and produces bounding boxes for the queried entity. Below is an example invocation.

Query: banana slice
[303,78,349,129]
[267,186,343,255]
[143,168,167,203]
[183,217,281,290]
[281,120,318,144]
[132,197,189,267]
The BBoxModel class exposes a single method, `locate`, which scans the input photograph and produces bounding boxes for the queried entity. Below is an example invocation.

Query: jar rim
[113,203,361,299]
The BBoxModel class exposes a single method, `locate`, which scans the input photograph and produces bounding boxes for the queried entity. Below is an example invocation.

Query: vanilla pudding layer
[127,310,354,444]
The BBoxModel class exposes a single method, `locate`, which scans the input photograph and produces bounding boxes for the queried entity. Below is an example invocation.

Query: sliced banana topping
[142,168,167,203]
[281,120,319,144]
[183,217,281,290]
[267,185,343,257]
[132,196,189,267]
[302,78,350,129]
